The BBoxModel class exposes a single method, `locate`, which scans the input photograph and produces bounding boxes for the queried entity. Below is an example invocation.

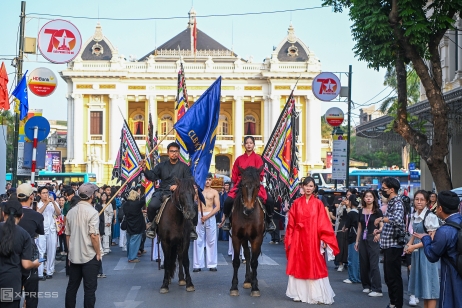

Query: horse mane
[173,177,196,202]
[236,166,261,201]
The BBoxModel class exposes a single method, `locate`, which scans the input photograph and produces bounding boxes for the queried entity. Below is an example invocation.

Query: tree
[379,64,420,114]
[323,0,462,191]
[0,110,15,173]
[321,116,334,139]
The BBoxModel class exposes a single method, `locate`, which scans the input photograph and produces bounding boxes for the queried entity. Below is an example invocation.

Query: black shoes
[190,230,198,241]
[46,275,53,279]
[39,276,46,281]
[193,268,201,272]
[222,217,231,231]
[209,268,217,272]
[266,219,276,232]
[146,222,157,239]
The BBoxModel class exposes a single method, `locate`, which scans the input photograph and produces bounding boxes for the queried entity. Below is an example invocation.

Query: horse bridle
[239,184,260,216]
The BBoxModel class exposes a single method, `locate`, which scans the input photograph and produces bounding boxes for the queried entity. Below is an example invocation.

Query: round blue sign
[24,116,50,142]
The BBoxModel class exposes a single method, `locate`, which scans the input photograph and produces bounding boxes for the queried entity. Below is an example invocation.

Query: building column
[234,96,244,157]
[456,17,462,78]
[263,95,271,143]
[109,94,127,162]
[72,94,84,164]
[271,95,281,131]
[305,95,322,167]
[66,94,74,162]
[148,95,158,132]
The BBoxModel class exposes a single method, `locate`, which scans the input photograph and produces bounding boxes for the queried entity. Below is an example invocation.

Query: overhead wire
[27,6,330,21]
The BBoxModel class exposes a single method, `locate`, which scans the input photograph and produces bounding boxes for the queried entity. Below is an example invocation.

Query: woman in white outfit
[101,193,113,254]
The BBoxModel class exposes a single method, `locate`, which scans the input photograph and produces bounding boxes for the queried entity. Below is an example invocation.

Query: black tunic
[144,160,192,191]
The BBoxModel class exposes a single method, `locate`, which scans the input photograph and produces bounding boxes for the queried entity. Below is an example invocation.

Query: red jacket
[285,195,339,279]
[227,151,267,203]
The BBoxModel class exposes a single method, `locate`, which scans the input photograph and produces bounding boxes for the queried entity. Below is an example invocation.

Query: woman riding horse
[219,136,276,232]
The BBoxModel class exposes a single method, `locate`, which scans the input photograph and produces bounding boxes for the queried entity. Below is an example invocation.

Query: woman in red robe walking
[219,136,276,232]
[285,176,339,304]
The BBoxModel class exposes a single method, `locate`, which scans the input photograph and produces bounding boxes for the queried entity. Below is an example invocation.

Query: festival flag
[175,62,190,164]
[262,91,300,206]
[0,62,9,110]
[111,120,143,191]
[11,71,28,120]
[142,136,155,206]
[174,77,221,190]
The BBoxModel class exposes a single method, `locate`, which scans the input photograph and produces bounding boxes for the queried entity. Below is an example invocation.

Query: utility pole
[345,65,352,188]
[12,1,26,187]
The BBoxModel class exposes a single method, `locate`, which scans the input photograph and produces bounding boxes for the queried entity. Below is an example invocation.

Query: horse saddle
[155,197,171,225]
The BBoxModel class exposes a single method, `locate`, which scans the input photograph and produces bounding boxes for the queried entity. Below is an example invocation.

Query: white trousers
[193,212,217,269]
[119,229,127,251]
[37,232,57,276]
[228,232,244,258]
[152,236,164,264]
[102,225,112,253]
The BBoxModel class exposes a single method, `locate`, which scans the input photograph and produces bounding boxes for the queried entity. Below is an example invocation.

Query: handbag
[120,216,127,231]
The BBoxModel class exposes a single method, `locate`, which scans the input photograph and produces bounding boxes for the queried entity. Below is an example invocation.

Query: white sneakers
[368,292,383,297]
[343,279,353,284]
[362,289,370,293]
[409,295,419,306]
[337,264,344,272]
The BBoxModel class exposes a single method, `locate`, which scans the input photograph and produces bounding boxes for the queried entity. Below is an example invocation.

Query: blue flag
[12,71,28,120]
[174,77,221,189]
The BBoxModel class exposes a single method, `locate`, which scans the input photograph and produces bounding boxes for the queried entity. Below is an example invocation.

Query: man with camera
[17,183,44,308]
[374,177,405,308]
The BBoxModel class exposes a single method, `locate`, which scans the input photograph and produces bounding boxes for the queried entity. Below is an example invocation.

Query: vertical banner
[326,151,333,169]
[332,135,347,180]
[46,150,62,172]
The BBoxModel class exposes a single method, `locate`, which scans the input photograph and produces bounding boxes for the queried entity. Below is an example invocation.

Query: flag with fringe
[175,62,190,164]
[12,71,28,120]
[262,91,300,206]
[112,120,143,191]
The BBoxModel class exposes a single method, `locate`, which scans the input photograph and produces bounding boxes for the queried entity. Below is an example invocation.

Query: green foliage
[0,110,15,173]
[350,135,402,168]
[322,0,461,70]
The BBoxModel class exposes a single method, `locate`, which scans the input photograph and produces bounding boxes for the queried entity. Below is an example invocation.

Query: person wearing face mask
[285,177,339,304]
[374,177,405,308]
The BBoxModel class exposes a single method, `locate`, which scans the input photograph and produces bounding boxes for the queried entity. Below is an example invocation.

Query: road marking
[217,253,228,265]
[114,286,143,308]
[114,257,136,270]
[258,253,278,265]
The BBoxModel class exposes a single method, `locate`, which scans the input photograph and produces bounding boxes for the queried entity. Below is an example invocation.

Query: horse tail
[167,245,178,280]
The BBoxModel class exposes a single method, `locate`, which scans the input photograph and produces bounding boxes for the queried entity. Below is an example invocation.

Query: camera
[393,226,406,245]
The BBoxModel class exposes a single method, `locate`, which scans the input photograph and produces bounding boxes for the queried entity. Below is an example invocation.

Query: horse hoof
[160,288,169,294]
[251,291,261,297]
[186,286,195,292]
[179,280,186,286]
[243,282,251,289]
[230,290,239,296]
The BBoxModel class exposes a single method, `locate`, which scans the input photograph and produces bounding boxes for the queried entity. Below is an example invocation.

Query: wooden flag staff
[99,126,175,216]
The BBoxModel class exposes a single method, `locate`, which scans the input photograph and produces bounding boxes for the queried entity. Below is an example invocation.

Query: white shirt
[413,207,440,232]
[38,201,57,234]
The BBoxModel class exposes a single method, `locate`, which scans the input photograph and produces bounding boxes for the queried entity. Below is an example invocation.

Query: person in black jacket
[92,191,106,278]
[118,190,145,263]
[17,184,44,308]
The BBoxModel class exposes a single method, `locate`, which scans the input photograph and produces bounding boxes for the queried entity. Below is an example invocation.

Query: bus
[5,172,97,186]
[309,168,421,194]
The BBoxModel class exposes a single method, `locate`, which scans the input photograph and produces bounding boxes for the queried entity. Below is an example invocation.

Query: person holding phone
[0,200,40,308]
[36,186,61,280]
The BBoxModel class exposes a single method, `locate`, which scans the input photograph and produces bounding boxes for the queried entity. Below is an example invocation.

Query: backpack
[444,220,462,277]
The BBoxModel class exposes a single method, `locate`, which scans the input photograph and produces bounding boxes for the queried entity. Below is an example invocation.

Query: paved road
[36,235,423,308]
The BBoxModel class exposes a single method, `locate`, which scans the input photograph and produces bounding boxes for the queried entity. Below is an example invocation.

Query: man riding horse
[220,136,276,232]
[141,142,204,240]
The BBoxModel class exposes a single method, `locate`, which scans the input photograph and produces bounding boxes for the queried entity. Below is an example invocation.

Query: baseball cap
[78,183,99,200]
[17,183,35,198]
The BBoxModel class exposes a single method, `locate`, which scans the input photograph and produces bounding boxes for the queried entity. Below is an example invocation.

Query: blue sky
[1,0,389,124]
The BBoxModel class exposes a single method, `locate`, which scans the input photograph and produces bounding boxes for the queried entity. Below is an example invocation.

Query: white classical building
[60,9,326,184]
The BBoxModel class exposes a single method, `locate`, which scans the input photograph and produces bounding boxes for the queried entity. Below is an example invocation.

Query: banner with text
[332,135,347,180]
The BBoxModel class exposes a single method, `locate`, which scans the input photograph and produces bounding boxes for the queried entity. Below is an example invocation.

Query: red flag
[192,18,197,55]
[0,62,9,110]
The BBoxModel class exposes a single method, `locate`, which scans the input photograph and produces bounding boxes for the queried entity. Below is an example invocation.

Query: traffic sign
[325,107,344,127]
[408,162,416,171]
[410,171,420,179]
[24,116,50,141]
[312,72,341,101]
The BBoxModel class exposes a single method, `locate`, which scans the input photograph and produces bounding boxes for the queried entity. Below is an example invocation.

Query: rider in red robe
[220,136,276,232]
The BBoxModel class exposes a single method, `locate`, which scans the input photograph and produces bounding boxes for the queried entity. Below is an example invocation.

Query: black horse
[230,166,265,297]
[157,178,196,294]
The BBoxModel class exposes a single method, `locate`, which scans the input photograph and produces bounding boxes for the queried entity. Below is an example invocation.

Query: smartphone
[39,258,47,263]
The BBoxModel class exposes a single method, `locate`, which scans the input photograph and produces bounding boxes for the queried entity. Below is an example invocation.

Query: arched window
[160,114,173,135]
[218,114,229,135]
[132,114,144,135]
[244,115,256,135]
